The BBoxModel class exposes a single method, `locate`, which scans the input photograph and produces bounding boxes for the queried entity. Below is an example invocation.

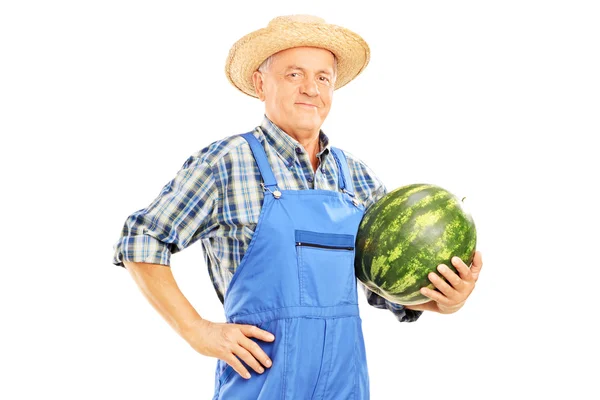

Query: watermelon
[355,183,477,306]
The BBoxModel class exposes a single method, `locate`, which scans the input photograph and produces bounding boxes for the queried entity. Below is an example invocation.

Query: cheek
[320,92,333,115]
[279,87,298,110]
[322,89,333,104]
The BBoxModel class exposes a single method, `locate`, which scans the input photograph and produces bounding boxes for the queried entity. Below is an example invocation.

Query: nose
[300,77,319,97]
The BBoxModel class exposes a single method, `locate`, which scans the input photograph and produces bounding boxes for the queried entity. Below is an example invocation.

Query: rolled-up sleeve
[359,281,423,323]
[359,174,423,323]
[112,154,218,268]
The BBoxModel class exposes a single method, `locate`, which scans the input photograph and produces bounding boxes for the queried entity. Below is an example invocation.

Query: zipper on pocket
[296,242,354,251]
[295,229,355,251]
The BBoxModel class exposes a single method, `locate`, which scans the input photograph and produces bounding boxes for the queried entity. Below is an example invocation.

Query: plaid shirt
[112,115,422,323]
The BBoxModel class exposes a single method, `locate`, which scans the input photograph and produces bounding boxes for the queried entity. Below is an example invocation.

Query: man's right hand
[186,319,275,379]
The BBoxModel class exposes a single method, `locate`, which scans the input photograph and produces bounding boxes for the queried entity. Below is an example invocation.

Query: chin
[295,117,323,130]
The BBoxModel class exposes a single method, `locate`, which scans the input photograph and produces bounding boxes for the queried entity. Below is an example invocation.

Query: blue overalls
[212,132,370,399]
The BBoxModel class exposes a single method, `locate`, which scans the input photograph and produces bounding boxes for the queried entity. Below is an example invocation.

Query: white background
[1,1,599,399]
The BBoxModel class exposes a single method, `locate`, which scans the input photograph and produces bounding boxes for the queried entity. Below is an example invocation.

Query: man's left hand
[405,251,483,314]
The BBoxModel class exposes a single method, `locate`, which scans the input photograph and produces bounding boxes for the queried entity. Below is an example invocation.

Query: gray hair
[258,51,338,80]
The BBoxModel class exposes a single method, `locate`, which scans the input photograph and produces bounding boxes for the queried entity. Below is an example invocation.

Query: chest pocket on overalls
[295,229,357,306]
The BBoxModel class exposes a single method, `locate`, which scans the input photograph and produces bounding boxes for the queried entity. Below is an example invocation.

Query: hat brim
[225,20,370,98]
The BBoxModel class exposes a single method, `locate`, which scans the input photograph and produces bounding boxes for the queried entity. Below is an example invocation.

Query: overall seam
[229,304,359,321]
[353,317,359,400]
[281,319,289,400]
[310,325,322,399]
[313,319,330,400]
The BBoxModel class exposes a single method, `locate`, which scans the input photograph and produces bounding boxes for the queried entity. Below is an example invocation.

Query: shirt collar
[259,115,331,168]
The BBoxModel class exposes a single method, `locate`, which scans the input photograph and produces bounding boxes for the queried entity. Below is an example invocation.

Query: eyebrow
[286,65,334,75]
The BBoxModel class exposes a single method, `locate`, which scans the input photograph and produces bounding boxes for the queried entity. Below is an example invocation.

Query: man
[112,15,483,399]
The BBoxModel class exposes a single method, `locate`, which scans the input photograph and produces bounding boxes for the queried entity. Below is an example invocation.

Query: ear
[252,71,266,101]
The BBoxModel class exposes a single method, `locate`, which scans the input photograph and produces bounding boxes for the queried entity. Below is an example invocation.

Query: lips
[296,103,318,108]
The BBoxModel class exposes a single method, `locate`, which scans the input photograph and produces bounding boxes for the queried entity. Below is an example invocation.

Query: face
[252,47,336,137]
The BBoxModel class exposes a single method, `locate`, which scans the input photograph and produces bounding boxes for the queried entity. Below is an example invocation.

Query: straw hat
[225,15,370,98]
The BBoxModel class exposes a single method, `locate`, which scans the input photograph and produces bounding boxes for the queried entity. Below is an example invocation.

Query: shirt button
[295,147,302,154]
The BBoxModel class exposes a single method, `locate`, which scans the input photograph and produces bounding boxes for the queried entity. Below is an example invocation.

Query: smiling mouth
[296,103,318,108]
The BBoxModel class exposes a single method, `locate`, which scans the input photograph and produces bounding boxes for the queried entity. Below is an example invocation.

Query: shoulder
[174,129,262,175]
[331,147,385,190]
[330,147,388,208]
[190,130,258,167]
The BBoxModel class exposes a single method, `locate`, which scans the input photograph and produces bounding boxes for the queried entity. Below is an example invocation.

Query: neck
[289,130,321,173]
[269,118,322,173]
[298,134,321,173]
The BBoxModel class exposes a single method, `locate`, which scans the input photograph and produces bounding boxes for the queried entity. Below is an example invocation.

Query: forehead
[270,47,335,71]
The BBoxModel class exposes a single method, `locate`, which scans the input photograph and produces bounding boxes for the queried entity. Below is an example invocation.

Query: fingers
[224,324,274,380]
[423,262,472,304]
[238,336,272,371]
[451,256,472,281]
[231,343,265,377]
[239,325,273,368]
[439,263,464,288]
[191,321,276,380]
[427,267,456,298]
[470,251,483,281]
[419,253,482,314]
[240,324,275,343]
[224,352,251,380]
[419,284,451,306]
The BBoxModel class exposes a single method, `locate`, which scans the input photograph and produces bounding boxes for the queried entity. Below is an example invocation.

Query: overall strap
[241,132,278,190]
[330,147,355,195]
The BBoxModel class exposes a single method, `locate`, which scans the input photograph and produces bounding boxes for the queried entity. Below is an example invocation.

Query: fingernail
[265,359,272,367]
[258,367,264,373]
[245,372,251,379]
[268,334,275,340]
[437,264,446,272]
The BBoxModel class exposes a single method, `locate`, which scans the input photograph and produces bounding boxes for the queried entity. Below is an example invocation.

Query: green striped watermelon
[355,183,477,306]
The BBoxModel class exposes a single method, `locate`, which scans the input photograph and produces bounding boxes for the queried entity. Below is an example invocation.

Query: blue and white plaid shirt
[112,115,422,323]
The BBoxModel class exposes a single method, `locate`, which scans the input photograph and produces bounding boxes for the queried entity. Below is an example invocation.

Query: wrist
[437,302,464,314]
[180,318,210,342]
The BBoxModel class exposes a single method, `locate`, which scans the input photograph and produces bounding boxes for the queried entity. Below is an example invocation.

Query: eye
[318,76,332,85]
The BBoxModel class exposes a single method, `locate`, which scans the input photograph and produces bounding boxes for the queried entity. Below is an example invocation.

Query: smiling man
[252,47,335,173]
[113,15,483,399]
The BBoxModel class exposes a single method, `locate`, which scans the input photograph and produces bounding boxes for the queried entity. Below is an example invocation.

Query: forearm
[123,261,206,343]
[404,301,438,312]
[405,300,463,314]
